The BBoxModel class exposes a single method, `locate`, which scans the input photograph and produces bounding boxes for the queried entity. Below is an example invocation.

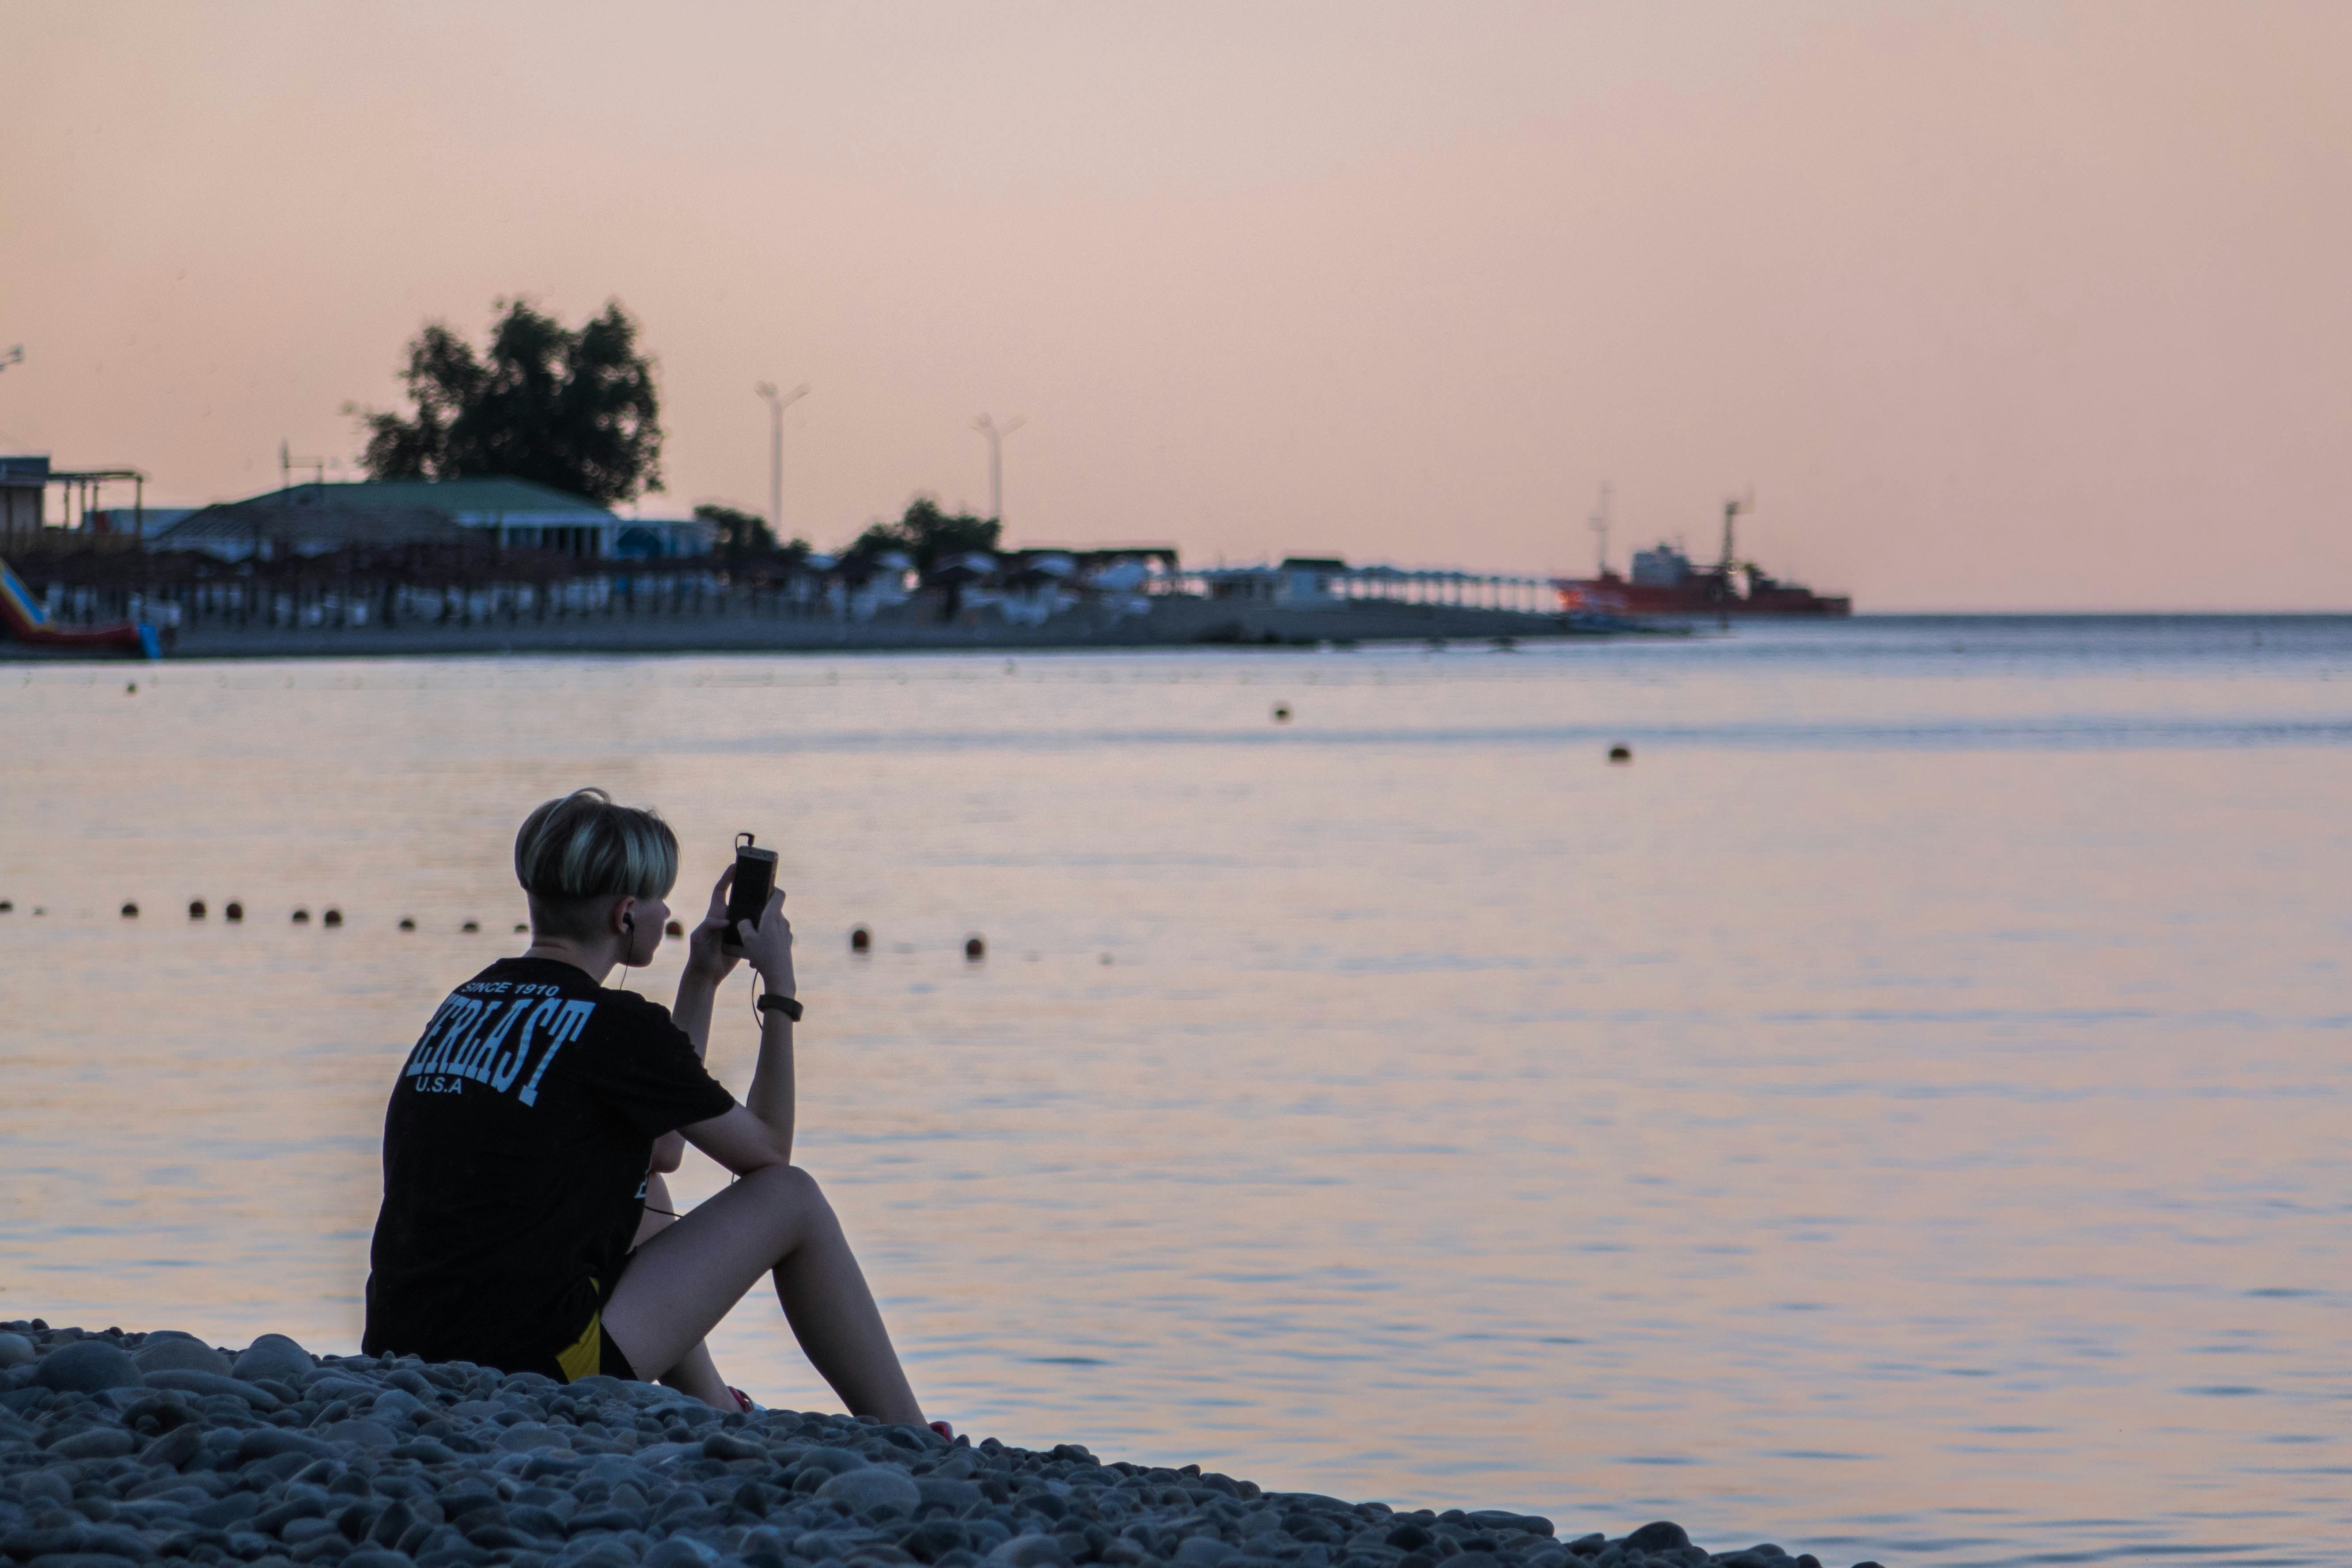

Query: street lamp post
[756,382,811,538]
[971,413,1026,525]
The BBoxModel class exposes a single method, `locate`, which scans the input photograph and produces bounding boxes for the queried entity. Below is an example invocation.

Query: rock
[26,1550,145,1568]
[1175,1537,1231,1568]
[326,1419,399,1447]
[370,1389,424,1420]
[992,1538,1072,1568]
[917,1478,983,1511]
[388,1439,455,1465]
[236,1428,335,1463]
[1620,1523,1689,1554]
[34,1340,144,1393]
[134,1338,231,1376]
[138,1424,204,1469]
[492,1423,569,1452]
[700,1431,763,1461]
[140,1370,283,1409]
[1468,1512,1553,1538]
[0,1332,35,1367]
[195,1494,262,1530]
[231,1333,315,1383]
[796,1446,871,1476]
[630,1440,706,1468]
[52,1426,140,1459]
[343,1554,417,1568]
[643,1539,723,1568]
[816,1464,920,1516]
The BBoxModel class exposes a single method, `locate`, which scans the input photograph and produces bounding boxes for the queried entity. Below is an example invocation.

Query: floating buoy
[223,901,243,922]
[1272,704,1292,722]
[965,935,985,961]
[850,925,871,953]
[188,900,206,919]
[665,919,684,938]
[292,909,311,924]
[1099,952,1114,966]
[120,901,139,919]
[322,909,343,928]
[31,907,44,917]
[125,682,136,694]
[0,900,12,913]
[1608,744,1632,764]
[398,917,416,932]
[513,922,527,934]
[461,919,480,933]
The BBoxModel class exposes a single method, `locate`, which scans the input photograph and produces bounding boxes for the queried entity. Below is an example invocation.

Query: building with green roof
[155,477,712,563]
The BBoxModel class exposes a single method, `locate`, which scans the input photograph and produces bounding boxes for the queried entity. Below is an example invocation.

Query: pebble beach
[0,1326,1860,1568]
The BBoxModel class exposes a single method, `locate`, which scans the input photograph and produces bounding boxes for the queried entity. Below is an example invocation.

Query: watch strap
[756,992,803,1023]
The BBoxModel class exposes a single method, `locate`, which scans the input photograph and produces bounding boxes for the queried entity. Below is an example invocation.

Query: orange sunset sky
[3,2,2347,609]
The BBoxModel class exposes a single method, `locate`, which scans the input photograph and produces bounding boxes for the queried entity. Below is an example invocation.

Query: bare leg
[634,1176,735,1410]
[601,1163,923,1425]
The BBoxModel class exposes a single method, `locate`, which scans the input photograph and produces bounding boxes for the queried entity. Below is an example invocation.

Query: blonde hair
[515,788,678,938]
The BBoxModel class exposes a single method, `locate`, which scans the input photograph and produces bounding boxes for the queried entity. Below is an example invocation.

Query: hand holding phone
[721,833,779,953]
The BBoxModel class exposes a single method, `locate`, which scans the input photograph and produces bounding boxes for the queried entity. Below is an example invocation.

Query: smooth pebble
[135,1336,232,1375]
[817,1464,920,1515]
[231,1331,315,1382]
[33,1338,143,1393]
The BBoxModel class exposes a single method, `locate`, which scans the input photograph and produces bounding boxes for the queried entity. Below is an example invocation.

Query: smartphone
[722,833,779,952]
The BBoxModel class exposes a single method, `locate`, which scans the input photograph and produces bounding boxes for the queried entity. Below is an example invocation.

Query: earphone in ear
[622,913,635,931]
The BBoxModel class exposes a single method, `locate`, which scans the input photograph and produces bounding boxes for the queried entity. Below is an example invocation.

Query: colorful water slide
[0,557,160,657]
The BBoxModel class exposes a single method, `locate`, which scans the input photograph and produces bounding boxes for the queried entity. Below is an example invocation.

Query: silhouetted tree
[695,503,810,566]
[848,497,1000,577]
[352,299,662,504]
[695,503,775,561]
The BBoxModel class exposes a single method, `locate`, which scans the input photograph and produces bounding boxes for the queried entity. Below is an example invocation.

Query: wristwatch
[756,992,803,1023]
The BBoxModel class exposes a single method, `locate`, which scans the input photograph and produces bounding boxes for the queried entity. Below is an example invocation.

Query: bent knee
[745,1161,829,1209]
[740,1162,839,1245]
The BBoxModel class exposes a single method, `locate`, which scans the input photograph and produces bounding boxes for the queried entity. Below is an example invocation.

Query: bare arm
[680,885,799,1175]
[657,867,742,1175]
[671,864,739,1064]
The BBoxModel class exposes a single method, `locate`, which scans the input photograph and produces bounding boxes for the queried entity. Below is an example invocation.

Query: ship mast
[1716,489,1753,627]
[1718,493,1746,580]
[1588,482,1611,577]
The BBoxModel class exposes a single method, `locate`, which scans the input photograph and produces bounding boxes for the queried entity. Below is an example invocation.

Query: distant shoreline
[9,608,2346,664]
[1,598,1619,663]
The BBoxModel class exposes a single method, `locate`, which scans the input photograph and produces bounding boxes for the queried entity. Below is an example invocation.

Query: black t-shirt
[362,957,735,1377]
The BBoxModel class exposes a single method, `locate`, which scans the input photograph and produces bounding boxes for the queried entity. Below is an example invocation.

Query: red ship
[1555,496,1850,619]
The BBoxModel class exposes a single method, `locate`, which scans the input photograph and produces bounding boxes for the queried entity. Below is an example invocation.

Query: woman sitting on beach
[362,788,937,1428]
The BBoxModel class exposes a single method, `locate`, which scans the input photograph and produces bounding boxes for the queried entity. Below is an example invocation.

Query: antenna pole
[1588,482,1612,577]
[972,413,1026,526]
[757,382,811,539]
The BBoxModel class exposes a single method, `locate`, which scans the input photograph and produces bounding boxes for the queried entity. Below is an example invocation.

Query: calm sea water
[5,617,2350,1567]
